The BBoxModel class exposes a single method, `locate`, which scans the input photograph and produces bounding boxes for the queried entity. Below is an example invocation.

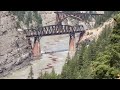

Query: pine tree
[91,13,120,79]
[78,42,86,69]
[28,66,34,79]
[10,11,42,28]
[50,68,58,79]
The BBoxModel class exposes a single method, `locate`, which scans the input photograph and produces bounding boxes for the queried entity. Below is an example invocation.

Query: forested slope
[10,11,42,29]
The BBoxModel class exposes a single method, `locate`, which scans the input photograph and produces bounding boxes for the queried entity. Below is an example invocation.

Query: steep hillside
[10,11,42,29]
[38,11,56,26]
[79,18,115,43]
[0,11,33,77]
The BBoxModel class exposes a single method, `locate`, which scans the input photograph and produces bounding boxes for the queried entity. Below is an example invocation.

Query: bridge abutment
[68,32,76,59]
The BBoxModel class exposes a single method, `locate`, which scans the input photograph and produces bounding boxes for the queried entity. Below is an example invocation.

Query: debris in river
[49,57,53,58]
[51,58,57,61]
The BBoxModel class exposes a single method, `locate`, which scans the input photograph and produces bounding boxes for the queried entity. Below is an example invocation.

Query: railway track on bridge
[24,25,85,37]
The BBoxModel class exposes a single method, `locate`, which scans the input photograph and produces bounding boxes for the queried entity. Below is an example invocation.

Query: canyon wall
[0,11,32,77]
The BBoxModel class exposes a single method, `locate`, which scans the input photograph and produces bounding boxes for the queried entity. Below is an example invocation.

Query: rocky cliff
[38,11,56,26]
[10,11,42,29]
[0,11,32,77]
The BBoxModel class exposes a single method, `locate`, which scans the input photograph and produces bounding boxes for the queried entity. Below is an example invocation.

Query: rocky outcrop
[0,11,32,77]
[10,11,42,29]
[38,11,56,26]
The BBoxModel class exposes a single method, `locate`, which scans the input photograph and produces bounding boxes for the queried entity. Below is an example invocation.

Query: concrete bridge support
[32,37,41,59]
[68,32,76,59]
[76,31,86,48]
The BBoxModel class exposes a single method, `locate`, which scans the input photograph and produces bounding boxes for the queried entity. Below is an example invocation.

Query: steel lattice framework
[24,25,84,37]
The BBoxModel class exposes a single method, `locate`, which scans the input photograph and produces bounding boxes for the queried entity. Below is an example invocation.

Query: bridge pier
[68,32,76,59]
[32,36,41,59]
[76,31,86,48]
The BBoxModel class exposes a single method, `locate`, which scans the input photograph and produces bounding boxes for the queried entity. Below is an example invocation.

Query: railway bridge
[23,25,85,59]
[20,11,104,59]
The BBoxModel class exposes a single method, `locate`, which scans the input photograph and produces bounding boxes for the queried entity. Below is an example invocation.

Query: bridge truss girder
[54,11,104,29]
[24,25,84,37]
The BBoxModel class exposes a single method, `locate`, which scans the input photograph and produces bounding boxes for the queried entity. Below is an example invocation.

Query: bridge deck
[24,25,85,37]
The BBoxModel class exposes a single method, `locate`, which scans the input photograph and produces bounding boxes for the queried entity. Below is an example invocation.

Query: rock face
[13,11,42,29]
[0,11,32,77]
[38,11,56,26]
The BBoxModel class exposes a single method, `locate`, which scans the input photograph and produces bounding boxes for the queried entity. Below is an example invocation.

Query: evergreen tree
[10,11,42,28]
[91,13,120,79]
[28,66,34,79]
[38,68,59,79]
[94,11,116,28]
